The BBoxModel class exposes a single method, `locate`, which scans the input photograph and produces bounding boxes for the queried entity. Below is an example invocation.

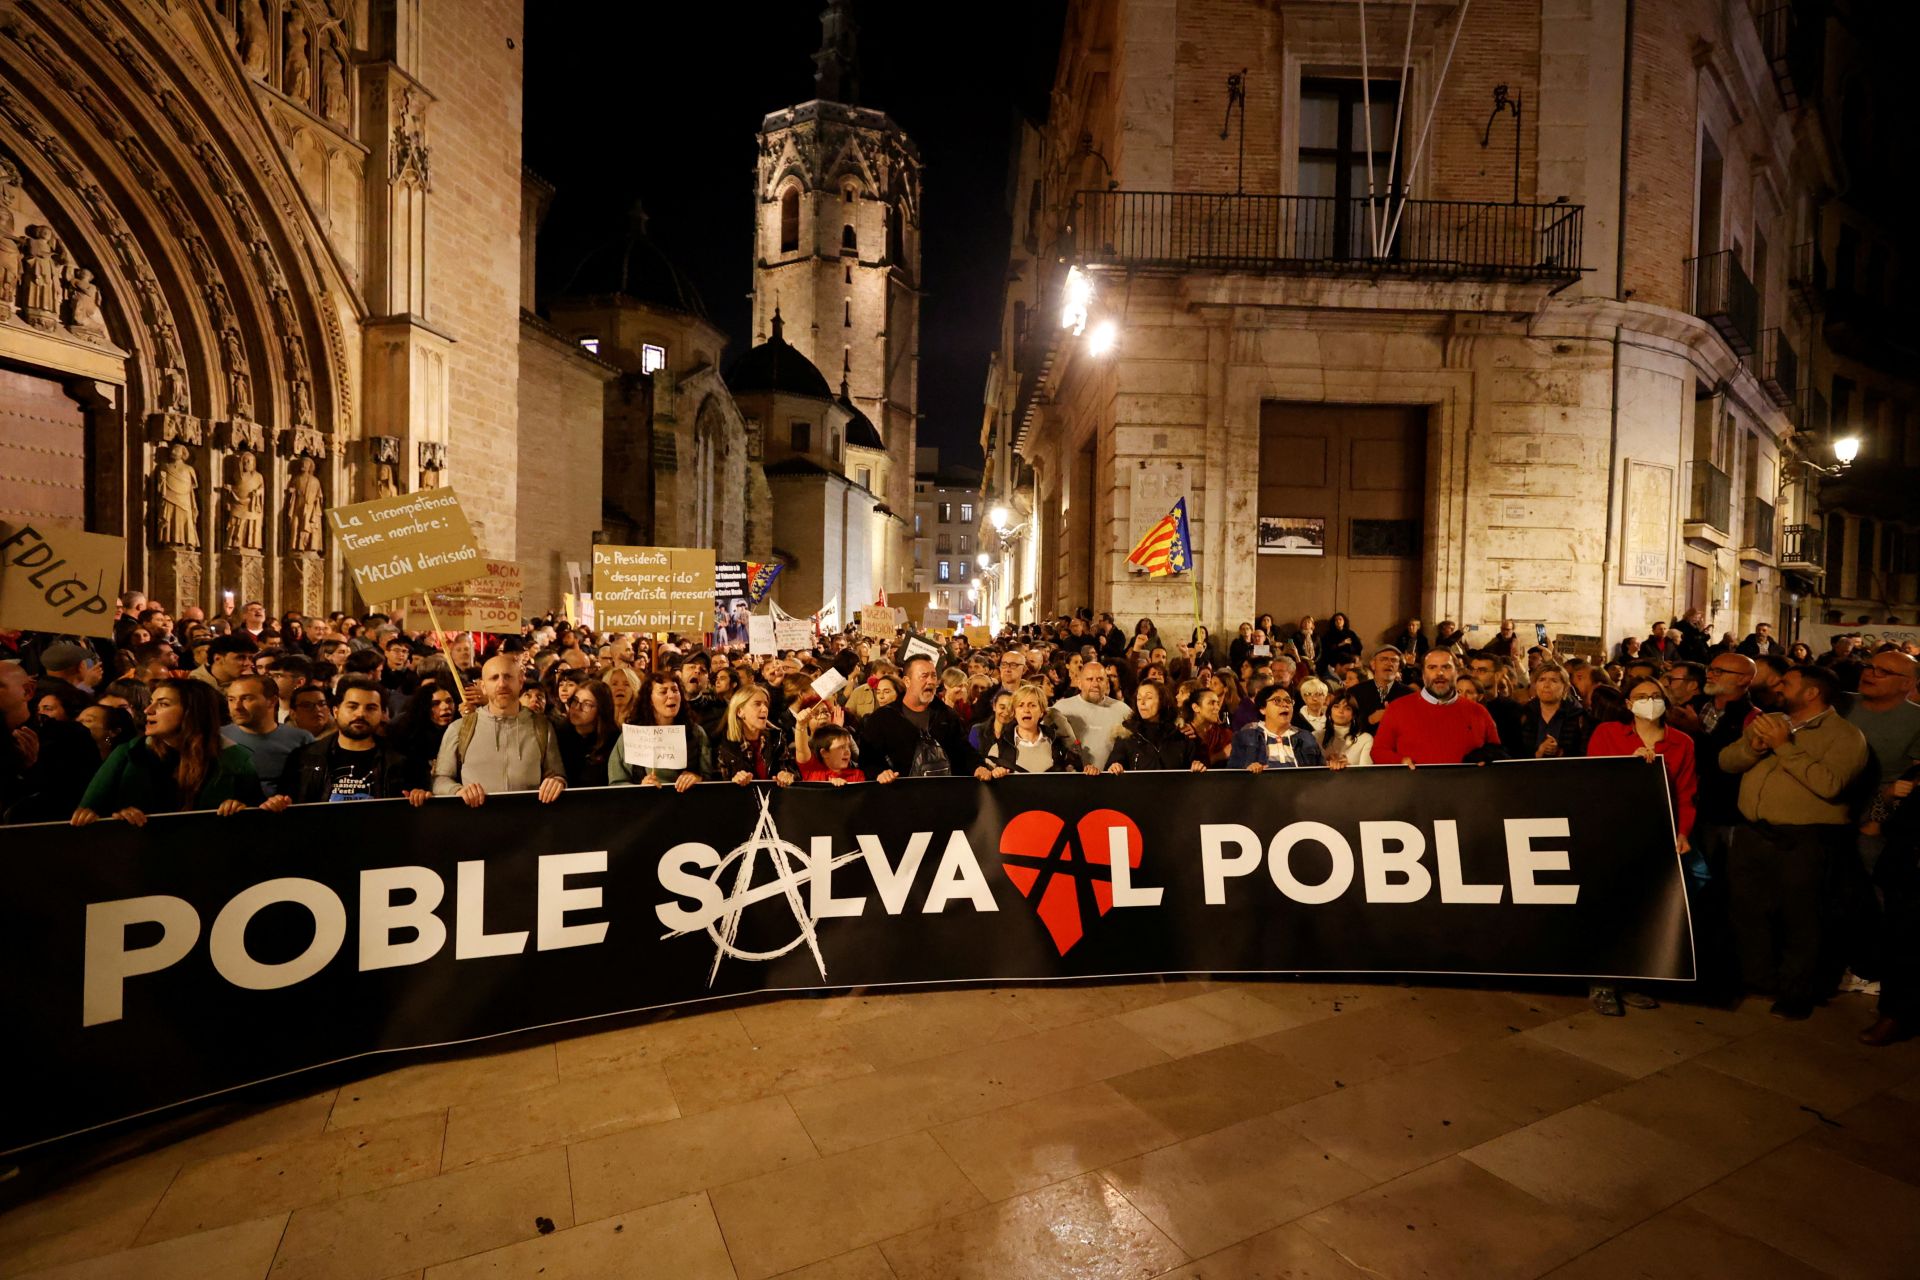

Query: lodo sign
[592,545,715,632]
[2,758,1691,1153]
[328,491,482,601]
[401,560,524,633]
[0,522,124,637]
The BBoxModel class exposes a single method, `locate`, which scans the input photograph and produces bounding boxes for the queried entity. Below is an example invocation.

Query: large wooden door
[0,368,88,526]
[1256,403,1425,648]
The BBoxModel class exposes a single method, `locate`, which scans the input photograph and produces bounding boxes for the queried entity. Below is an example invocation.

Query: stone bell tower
[752,0,921,589]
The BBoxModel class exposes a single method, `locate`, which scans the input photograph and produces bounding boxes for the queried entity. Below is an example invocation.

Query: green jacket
[77,738,265,815]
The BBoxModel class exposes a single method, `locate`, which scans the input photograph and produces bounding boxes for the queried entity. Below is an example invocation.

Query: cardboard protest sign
[402,560,524,633]
[619,724,688,772]
[747,614,777,655]
[860,608,897,640]
[891,592,931,625]
[0,522,123,637]
[329,490,482,601]
[965,625,993,647]
[902,635,942,667]
[592,546,715,632]
[775,618,813,650]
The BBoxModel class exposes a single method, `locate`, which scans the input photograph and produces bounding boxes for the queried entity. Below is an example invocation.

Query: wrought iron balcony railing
[1756,327,1797,407]
[1788,239,1825,313]
[1744,496,1776,557]
[1069,190,1583,284]
[1689,461,1733,534]
[1753,1,1801,109]
[1687,249,1758,357]
[1780,522,1824,572]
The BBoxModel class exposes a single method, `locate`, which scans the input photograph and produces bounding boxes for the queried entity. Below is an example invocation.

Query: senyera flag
[1126,497,1192,577]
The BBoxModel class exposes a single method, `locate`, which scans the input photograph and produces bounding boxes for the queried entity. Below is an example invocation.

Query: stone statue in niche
[373,461,399,499]
[160,364,190,414]
[228,362,253,421]
[290,378,314,427]
[65,266,107,337]
[285,455,324,552]
[284,14,312,103]
[320,39,349,124]
[0,223,19,321]
[20,224,61,328]
[154,443,200,547]
[220,450,265,551]
[236,0,269,78]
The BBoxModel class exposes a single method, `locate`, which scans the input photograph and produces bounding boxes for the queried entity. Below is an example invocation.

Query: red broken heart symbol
[998,808,1145,955]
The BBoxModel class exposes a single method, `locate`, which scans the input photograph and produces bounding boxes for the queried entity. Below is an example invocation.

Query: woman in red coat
[1583,676,1698,1016]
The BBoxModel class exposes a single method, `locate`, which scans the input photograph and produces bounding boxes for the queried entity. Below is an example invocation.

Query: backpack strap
[453,711,480,775]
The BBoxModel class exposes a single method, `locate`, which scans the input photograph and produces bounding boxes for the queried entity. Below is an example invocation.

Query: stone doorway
[1256,403,1426,648]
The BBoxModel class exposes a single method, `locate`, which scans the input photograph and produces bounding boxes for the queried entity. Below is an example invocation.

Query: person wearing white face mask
[1583,678,1699,1016]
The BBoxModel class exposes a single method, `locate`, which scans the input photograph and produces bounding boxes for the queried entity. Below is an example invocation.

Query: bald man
[431,653,566,806]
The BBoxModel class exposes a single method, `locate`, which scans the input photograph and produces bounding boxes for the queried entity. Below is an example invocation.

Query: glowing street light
[1087,317,1118,356]
[989,504,1010,531]
[1833,435,1860,465]
[976,550,992,568]
[1060,267,1093,335]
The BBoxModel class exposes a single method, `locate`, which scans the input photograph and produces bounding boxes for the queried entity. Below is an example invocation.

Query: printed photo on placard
[1258,515,1325,556]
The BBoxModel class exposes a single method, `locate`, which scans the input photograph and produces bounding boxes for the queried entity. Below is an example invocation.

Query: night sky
[523,1,1066,468]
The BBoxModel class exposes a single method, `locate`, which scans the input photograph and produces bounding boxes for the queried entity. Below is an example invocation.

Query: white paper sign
[775,619,813,649]
[1251,644,1272,657]
[810,668,848,701]
[747,614,777,655]
[621,724,687,772]
[903,635,942,666]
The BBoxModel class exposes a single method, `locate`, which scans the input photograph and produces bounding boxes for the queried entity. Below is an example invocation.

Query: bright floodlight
[1060,267,1093,335]
[1834,435,1861,465]
[976,551,991,568]
[990,504,1010,531]
[1087,318,1118,356]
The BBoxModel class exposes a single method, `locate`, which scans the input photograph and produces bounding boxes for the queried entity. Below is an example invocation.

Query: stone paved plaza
[2,978,1918,1279]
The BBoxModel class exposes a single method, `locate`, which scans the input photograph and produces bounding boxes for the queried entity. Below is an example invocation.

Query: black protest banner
[2,758,1690,1153]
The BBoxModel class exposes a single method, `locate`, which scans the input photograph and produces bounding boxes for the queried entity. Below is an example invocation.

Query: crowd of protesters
[4,592,1917,1044]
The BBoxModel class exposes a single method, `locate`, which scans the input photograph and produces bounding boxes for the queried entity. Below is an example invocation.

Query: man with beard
[275,677,429,806]
[1749,654,1789,712]
[1374,650,1505,765]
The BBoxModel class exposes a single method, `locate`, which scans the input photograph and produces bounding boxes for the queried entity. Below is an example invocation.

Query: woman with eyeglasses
[556,678,619,787]
[609,672,710,791]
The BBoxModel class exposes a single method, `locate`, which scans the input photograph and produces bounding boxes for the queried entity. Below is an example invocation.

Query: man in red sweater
[1375,650,1506,765]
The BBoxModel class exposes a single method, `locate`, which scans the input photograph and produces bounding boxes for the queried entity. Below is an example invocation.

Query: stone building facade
[0,0,530,617]
[912,446,984,622]
[986,0,1840,652]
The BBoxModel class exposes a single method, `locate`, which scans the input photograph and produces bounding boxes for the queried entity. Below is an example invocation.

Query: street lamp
[990,504,1009,532]
[1061,267,1093,336]
[1087,317,1118,356]
[1833,435,1860,466]
[976,550,991,568]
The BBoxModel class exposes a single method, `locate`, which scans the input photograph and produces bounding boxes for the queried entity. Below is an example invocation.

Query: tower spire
[812,0,859,104]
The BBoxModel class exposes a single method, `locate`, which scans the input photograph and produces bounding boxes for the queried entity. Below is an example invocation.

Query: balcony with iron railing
[1687,249,1758,357]
[1780,522,1824,573]
[1788,239,1825,314]
[1688,461,1733,536]
[1068,190,1584,284]
[1752,0,1802,109]
[1743,495,1776,560]
[1755,328,1797,408]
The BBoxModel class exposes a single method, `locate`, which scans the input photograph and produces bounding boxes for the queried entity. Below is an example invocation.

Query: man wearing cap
[37,641,103,697]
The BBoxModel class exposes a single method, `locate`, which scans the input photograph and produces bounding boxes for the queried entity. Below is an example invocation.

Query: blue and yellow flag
[1125,497,1193,577]
[744,561,783,604]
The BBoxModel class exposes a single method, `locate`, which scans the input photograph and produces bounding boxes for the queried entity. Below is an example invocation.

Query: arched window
[841,224,857,255]
[779,189,800,254]
[844,300,851,327]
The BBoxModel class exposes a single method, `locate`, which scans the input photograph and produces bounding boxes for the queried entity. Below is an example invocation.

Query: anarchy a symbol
[668,789,862,987]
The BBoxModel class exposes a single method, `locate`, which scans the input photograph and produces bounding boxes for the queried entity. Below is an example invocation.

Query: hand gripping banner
[2,757,1691,1152]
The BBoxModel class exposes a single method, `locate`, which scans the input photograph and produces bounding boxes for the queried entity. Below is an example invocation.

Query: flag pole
[424,593,466,705]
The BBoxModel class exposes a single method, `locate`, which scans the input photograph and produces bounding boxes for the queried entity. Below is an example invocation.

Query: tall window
[841,224,857,255]
[957,559,969,580]
[939,502,952,523]
[913,511,922,533]
[640,343,666,374]
[960,502,974,524]
[830,426,841,461]
[779,189,800,254]
[790,420,810,452]
[1298,78,1401,258]
[1695,132,1724,257]
[857,466,872,490]
[937,560,951,582]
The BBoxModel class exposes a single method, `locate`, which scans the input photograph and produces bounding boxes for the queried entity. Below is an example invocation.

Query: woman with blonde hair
[715,683,794,785]
[977,682,1086,777]
[1292,676,1332,737]
[603,664,645,727]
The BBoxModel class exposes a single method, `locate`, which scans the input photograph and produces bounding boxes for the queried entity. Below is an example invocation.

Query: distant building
[913,447,983,621]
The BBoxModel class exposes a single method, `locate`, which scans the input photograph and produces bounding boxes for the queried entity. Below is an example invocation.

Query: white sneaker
[1838,971,1881,996]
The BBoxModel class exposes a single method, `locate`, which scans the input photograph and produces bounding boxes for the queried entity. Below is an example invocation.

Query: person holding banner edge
[429,654,566,807]
[71,679,264,825]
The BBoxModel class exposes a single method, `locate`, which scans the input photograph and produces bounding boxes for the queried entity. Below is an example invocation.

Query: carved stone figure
[321,40,349,123]
[228,363,253,420]
[221,450,265,551]
[290,378,314,426]
[66,266,106,335]
[155,443,199,547]
[21,224,60,327]
[237,0,269,77]
[0,223,19,321]
[153,320,183,370]
[285,455,324,552]
[160,364,189,413]
[284,15,312,102]
[373,461,399,499]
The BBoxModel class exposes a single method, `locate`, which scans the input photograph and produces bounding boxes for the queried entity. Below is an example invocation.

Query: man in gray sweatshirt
[1049,660,1129,771]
